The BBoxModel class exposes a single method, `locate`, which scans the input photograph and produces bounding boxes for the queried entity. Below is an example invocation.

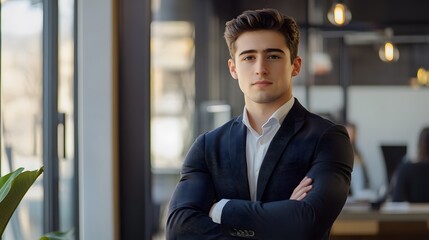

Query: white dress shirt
[209,97,295,224]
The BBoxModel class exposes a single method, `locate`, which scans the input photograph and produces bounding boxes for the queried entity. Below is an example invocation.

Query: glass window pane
[1,1,44,239]
[58,0,75,234]
[151,1,196,238]
[150,21,195,169]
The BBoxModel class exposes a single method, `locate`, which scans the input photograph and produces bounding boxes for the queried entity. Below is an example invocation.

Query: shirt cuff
[209,199,230,224]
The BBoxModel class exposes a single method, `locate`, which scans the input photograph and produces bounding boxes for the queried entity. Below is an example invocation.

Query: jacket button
[231,228,255,237]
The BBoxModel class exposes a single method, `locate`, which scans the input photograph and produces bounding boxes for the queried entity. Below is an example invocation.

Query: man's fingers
[290,177,313,200]
[301,176,312,185]
[296,192,307,201]
[300,176,309,183]
[293,185,312,198]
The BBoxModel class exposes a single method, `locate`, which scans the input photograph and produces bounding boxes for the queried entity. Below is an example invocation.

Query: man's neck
[245,99,290,134]
[246,108,272,134]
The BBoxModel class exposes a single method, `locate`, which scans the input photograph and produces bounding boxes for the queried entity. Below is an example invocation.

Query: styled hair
[224,8,300,62]
[418,127,429,161]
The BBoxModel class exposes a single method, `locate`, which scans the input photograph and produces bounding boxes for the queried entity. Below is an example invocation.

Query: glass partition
[58,0,76,233]
[1,0,77,238]
[150,1,196,238]
[1,1,44,239]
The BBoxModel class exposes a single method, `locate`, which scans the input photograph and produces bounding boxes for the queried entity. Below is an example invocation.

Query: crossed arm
[166,126,353,239]
[167,173,313,240]
[209,176,313,225]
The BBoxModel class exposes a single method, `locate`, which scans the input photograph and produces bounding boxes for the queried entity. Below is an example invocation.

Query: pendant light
[378,41,400,62]
[327,1,352,26]
[417,68,429,86]
[378,29,400,62]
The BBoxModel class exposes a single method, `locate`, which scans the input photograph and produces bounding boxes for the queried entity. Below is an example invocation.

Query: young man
[167,8,353,240]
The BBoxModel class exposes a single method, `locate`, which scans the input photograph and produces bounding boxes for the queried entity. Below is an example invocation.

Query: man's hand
[290,176,312,200]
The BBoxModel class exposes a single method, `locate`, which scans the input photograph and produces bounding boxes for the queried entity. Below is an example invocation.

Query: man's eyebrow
[238,48,285,56]
[265,48,285,54]
[238,49,257,56]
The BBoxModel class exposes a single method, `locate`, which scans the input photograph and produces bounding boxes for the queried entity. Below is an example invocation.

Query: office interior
[1,0,429,239]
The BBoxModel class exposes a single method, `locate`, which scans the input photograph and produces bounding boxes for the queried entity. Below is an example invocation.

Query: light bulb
[417,68,428,86]
[384,42,394,61]
[327,3,352,26]
[379,41,399,62]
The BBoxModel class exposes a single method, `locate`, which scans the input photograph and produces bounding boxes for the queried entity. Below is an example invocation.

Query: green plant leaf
[0,167,24,202]
[39,229,74,240]
[0,167,44,237]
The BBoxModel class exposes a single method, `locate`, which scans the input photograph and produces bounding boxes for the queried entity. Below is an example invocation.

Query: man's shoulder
[293,106,338,132]
[290,98,339,129]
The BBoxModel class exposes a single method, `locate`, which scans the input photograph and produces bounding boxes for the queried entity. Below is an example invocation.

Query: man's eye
[268,55,281,59]
[243,56,255,61]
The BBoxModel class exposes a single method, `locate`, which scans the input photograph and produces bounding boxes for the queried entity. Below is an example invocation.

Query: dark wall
[314,40,429,86]
[237,0,307,23]
[349,44,428,85]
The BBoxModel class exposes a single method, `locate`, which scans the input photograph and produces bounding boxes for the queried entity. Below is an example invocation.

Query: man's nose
[255,59,268,75]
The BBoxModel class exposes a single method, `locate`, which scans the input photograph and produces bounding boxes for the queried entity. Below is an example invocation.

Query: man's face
[228,30,301,108]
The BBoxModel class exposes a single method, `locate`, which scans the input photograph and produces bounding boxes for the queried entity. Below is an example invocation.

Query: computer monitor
[381,145,407,184]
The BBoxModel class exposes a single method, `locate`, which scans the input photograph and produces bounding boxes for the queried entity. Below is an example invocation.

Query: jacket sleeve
[166,134,233,240]
[220,125,354,239]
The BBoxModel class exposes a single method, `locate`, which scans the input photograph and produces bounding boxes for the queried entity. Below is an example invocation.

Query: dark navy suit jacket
[167,99,353,239]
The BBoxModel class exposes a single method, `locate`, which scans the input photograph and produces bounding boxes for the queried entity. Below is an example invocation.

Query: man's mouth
[252,80,272,86]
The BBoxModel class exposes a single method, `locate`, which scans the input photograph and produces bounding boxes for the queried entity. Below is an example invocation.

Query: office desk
[331,202,429,240]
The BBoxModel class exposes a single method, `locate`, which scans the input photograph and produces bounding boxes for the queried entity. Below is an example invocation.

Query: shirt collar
[242,97,295,130]
[272,96,295,125]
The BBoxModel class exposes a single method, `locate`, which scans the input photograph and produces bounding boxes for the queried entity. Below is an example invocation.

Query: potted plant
[0,167,44,237]
[1,167,75,240]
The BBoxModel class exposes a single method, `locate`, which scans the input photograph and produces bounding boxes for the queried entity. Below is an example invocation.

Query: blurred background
[1,0,429,239]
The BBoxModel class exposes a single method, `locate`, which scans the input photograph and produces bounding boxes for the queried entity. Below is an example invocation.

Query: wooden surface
[331,202,429,240]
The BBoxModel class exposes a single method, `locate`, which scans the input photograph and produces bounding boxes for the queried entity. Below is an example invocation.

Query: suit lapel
[256,100,307,200]
[229,117,251,200]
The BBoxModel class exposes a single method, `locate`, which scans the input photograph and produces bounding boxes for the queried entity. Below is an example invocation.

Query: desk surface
[339,202,429,221]
[332,202,429,239]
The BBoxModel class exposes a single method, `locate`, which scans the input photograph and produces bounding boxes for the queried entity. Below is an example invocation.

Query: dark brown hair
[224,8,300,62]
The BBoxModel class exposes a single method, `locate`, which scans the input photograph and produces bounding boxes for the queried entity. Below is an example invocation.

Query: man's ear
[228,59,238,79]
[292,56,302,76]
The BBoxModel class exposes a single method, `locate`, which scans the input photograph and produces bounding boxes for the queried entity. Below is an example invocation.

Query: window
[0,0,77,238]
[150,1,196,238]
